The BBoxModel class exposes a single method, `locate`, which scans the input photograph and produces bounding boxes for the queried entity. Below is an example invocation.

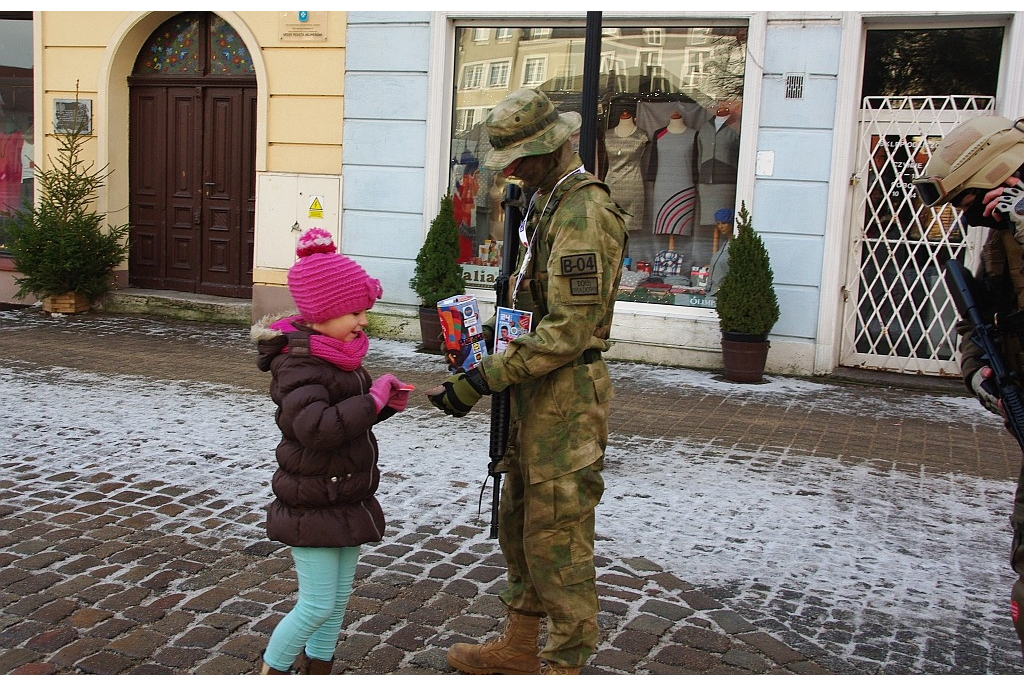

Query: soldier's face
[503,153,551,187]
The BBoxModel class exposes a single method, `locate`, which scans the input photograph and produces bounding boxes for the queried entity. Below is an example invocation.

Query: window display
[0,12,34,252]
[449,23,746,308]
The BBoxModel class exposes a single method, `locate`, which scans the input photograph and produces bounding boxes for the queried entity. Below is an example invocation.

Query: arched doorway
[128,12,256,298]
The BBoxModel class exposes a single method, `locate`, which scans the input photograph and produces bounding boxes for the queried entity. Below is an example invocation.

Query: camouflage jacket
[480,153,627,392]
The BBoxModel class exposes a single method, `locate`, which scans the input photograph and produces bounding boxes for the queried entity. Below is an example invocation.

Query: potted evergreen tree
[714,201,779,382]
[5,93,129,314]
[409,193,465,351]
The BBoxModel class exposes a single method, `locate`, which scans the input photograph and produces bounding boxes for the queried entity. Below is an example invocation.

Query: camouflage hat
[483,88,582,170]
[914,115,1024,206]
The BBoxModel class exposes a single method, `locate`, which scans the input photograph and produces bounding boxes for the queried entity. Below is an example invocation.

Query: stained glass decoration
[134,13,253,76]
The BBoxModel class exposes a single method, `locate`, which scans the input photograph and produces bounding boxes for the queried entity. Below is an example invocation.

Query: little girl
[252,227,412,675]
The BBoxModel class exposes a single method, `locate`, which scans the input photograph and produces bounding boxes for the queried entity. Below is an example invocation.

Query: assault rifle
[944,258,1024,451]
[483,182,525,539]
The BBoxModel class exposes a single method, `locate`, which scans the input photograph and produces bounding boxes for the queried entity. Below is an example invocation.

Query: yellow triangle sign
[309,197,323,212]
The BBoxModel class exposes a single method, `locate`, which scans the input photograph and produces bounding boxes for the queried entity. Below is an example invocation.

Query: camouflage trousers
[497,457,604,667]
[496,362,611,667]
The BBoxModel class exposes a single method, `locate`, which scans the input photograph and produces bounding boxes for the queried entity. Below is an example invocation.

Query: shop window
[450,22,746,309]
[0,11,33,252]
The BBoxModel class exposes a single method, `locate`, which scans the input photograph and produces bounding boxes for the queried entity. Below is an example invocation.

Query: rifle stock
[945,258,1024,452]
[487,183,525,538]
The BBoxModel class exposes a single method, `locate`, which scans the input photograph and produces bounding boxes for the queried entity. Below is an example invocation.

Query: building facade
[3,11,1023,378]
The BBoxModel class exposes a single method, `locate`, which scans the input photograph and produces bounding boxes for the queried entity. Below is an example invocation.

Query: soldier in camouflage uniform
[427,88,627,674]
[914,114,1024,657]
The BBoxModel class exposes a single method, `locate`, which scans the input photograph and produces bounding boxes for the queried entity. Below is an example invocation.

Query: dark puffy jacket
[253,318,393,548]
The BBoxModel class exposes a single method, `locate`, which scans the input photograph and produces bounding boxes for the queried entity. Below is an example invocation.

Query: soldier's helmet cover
[483,88,582,171]
[914,115,1024,206]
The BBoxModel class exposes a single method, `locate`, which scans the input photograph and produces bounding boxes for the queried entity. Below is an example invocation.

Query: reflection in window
[487,61,510,89]
[862,27,1001,98]
[450,23,746,308]
[461,63,483,89]
[523,57,546,86]
[0,11,33,251]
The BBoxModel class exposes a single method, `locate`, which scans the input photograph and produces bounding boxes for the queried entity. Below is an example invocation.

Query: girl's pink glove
[370,374,401,412]
[369,374,412,413]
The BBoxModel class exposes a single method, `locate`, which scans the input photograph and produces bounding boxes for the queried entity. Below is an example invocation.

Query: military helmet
[482,88,582,171]
[913,115,1024,206]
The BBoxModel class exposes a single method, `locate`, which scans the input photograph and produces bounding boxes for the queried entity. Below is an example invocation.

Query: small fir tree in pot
[409,193,465,350]
[5,91,129,314]
[714,201,779,381]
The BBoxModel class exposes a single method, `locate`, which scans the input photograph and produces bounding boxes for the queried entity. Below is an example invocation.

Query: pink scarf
[271,315,368,371]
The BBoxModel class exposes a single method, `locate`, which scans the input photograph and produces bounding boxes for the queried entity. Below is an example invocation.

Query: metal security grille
[839,95,994,376]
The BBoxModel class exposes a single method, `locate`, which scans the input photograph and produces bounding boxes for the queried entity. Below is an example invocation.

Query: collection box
[437,294,488,372]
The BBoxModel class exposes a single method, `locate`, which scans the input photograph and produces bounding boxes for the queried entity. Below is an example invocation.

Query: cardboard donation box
[437,294,488,372]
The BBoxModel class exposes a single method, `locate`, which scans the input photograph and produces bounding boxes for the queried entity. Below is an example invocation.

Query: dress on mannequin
[602,113,649,233]
[696,105,739,226]
[649,112,697,239]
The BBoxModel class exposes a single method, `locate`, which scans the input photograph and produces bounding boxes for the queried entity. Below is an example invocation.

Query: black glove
[426,366,491,417]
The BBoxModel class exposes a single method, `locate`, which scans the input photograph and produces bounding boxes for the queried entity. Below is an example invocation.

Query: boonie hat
[914,115,1024,206]
[483,88,582,170]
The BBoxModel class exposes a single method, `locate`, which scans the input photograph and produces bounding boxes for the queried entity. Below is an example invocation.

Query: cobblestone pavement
[1,306,1022,675]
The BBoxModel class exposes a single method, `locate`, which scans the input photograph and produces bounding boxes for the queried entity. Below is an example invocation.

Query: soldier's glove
[970,366,1005,417]
[994,181,1024,231]
[426,367,491,418]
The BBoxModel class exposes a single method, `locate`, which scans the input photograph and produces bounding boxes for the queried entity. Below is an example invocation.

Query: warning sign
[308,196,324,219]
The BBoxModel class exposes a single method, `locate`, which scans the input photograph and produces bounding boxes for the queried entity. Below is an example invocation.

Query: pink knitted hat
[287,228,383,323]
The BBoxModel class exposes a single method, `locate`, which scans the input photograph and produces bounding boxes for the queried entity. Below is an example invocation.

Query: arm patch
[559,252,599,276]
[569,277,599,297]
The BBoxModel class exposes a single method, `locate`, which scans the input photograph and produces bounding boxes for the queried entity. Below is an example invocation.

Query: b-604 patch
[569,277,599,297]
[560,253,598,276]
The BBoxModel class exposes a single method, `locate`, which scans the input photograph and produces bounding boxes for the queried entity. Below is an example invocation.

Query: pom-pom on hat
[287,227,383,323]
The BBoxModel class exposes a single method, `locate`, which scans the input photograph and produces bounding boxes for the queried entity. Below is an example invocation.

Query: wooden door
[128,85,255,296]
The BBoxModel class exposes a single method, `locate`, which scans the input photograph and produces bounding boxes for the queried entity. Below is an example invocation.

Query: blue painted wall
[753,22,842,342]
[343,13,432,307]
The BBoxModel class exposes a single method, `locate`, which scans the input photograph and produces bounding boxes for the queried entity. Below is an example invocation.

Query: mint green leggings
[263,545,360,670]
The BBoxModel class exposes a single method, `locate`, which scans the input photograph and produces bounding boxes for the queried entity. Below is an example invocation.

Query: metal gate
[839,95,994,376]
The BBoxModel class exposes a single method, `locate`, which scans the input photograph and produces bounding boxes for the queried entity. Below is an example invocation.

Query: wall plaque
[279,11,327,42]
[53,99,92,135]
